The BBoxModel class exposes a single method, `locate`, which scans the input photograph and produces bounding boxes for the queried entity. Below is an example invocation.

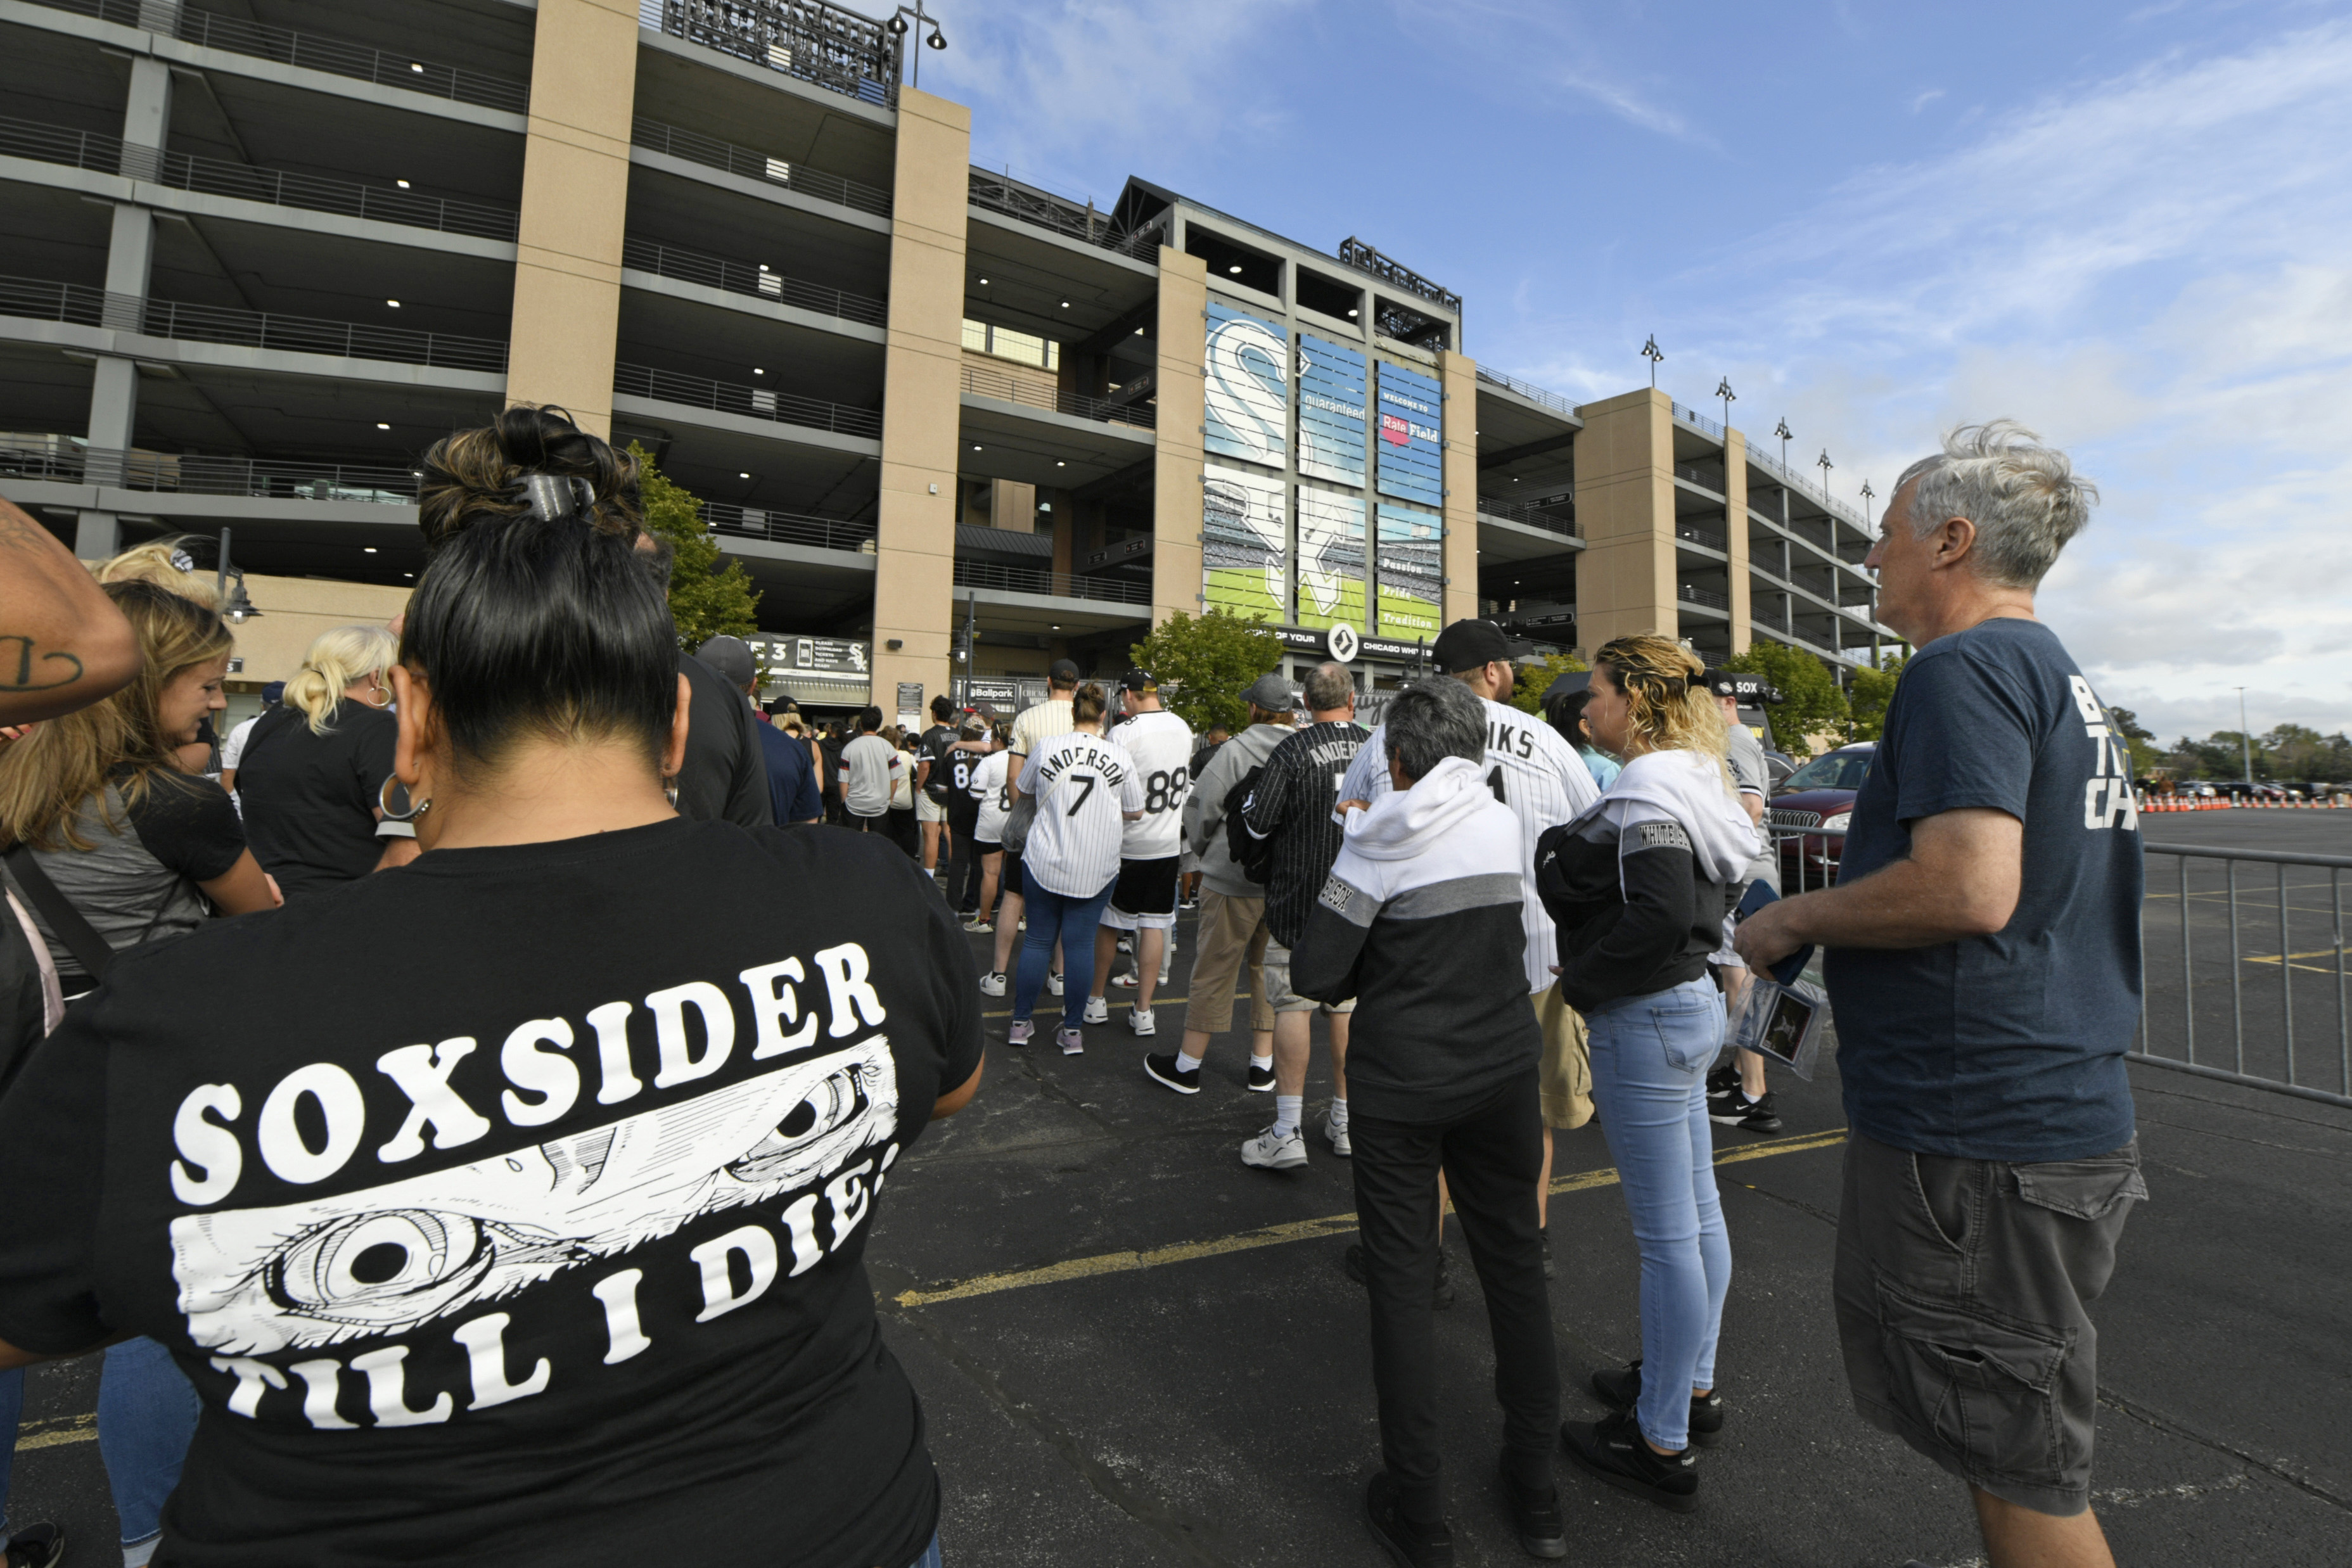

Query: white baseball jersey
[1017,730,1146,897]
[971,749,1012,843]
[1341,694,1599,993]
[1112,709,1195,859]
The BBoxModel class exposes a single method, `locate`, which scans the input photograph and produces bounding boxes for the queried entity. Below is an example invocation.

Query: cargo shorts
[1834,1130,2146,1515]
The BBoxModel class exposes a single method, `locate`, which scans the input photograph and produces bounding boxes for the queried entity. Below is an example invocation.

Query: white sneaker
[1111,971,1139,988]
[1239,1124,1308,1170]
[1127,1007,1156,1036]
[1047,971,1064,997]
[1323,1115,1352,1158]
[1116,936,1134,953]
[978,971,1006,997]
[1082,995,1109,1025]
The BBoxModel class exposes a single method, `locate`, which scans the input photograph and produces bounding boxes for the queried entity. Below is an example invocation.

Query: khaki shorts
[1186,888,1275,1036]
[1536,985,1592,1129]
[916,793,947,824]
[1260,940,1356,1016]
[1834,1131,2145,1515]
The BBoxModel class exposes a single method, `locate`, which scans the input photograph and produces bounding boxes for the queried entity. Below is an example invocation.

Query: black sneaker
[1142,1052,1201,1095]
[1590,1359,1725,1446]
[1540,1225,1555,1280]
[1709,1088,1782,1133]
[1497,1456,1567,1559]
[1704,1061,1739,1102]
[5,1523,65,1568]
[1343,1244,1455,1311]
[1365,1471,1453,1567]
[1246,1059,1276,1092]
[1562,1408,1698,1513]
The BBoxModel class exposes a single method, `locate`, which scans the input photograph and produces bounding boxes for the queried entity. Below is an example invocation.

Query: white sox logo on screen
[164,942,909,1428]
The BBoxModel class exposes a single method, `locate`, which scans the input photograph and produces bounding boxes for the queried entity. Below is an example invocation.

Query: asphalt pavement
[10,813,2352,1566]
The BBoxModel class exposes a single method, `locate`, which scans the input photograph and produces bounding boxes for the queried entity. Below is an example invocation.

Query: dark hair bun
[418,405,644,557]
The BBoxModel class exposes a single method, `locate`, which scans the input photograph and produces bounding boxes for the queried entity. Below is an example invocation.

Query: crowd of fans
[0,411,2144,1568]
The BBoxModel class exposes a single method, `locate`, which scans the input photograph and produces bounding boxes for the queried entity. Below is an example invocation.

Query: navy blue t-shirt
[1825,617,2142,1162]
[757,722,823,825]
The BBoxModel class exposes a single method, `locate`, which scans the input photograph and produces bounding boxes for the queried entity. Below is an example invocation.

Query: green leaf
[1126,609,1287,733]
[1721,641,1851,758]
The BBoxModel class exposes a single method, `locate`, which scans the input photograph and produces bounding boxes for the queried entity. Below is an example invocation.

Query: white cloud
[1909,87,1946,113]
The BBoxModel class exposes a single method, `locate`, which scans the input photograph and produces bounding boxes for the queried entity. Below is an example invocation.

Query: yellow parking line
[14,1412,96,1450]
[893,1127,1848,1308]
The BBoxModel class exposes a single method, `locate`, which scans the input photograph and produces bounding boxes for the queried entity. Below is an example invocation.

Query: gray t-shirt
[1723,724,1779,891]
[25,774,246,987]
[839,732,904,818]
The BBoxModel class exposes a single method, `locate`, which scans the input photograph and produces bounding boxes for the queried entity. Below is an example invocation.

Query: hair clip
[516,472,596,524]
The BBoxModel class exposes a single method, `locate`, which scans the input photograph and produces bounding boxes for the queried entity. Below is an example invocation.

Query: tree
[1508,651,1589,717]
[1128,609,1286,734]
[627,443,762,648]
[1847,653,1907,743]
[1723,641,1848,757]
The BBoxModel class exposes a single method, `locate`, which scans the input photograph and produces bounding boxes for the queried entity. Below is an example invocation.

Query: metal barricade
[2137,844,2351,1108]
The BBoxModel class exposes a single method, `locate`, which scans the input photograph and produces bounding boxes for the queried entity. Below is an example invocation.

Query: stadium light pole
[1715,377,1735,434]
[1641,335,1663,389]
[2237,687,2253,784]
[1775,417,1792,471]
[1816,449,1834,500]
[886,3,947,89]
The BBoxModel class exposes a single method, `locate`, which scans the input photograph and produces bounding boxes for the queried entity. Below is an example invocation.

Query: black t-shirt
[0,819,982,1567]
[1827,617,2142,1161]
[675,654,772,831]
[232,702,398,899]
[916,726,957,804]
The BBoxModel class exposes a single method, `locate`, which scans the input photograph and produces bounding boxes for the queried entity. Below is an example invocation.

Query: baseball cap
[1118,667,1157,693]
[1048,658,1082,684]
[1431,619,1518,673]
[1699,668,1779,703]
[1241,673,1296,710]
[695,634,757,689]
[260,680,286,704]
[1538,670,1591,708]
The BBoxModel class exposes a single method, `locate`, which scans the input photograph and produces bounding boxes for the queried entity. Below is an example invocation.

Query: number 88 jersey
[1113,709,1196,860]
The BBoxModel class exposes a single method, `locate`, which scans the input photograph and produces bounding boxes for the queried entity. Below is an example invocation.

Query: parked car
[1768,742,1875,891]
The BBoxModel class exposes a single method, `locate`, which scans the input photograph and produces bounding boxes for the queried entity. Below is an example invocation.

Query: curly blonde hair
[1593,634,1731,784]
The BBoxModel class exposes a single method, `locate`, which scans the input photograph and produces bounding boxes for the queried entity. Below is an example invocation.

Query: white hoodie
[1569,749,1761,891]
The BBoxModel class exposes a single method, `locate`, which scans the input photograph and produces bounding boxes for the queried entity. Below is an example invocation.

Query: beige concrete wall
[1151,246,1208,627]
[1723,426,1751,653]
[505,0,639,437]
[1573,388,1677,652]
[225,575,412,687]
[987,477,1036,533]
[1438,349,1478,627]
[963,350,1057,409]
[869,87,971,718]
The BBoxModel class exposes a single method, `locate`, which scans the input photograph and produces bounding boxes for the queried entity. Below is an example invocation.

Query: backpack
[1224,766,1274,886]
[0,846,112,1097]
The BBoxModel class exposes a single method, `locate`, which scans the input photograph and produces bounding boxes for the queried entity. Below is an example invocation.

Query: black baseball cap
[1699,668,1780,703]
[694,634,757,689]
[1431,619,1519,673]
[1539,670,1592,707]
[1118,667,1157,693]
[1048,658,1081,685]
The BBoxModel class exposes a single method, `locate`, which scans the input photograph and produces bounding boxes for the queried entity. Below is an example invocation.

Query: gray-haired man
[1737,423,2143,1568]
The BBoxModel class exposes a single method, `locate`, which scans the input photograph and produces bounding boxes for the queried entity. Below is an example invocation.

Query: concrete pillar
[87,56,172,460]
[504,0,639,436]
[1724,427,1751,653]
[867,87,971,724]
[1571,388,1677,652]
[1151,245,1207,627]
[1437,348,1478,627]
[74,511,124,560]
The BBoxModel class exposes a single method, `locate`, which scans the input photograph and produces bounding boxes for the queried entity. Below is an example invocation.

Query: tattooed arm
[0,495,139,725]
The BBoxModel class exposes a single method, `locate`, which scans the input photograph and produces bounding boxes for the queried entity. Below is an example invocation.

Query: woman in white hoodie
[1533,634,1762,1516]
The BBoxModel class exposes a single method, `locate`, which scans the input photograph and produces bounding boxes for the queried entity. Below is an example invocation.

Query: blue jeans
[911,1533,943,1568]
[0,1365,20,1550]
[99,1337,202,1562]
[1585,978,1732,1451]
[1011,868,1113,1031]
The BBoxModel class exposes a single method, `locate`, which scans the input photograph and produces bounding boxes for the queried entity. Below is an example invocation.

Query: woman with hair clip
[0,578,278,1568]
[417,404,773,832]
[1533,634,1760,1515]
[231,623,402,898]
[0,510,983,1568]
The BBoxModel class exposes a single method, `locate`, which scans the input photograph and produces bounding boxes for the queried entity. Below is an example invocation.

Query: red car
[1767,742,1874,893]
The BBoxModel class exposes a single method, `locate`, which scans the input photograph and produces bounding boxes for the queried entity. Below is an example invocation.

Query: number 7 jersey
[1341,694,1599,994]
[1111,710,1196,860]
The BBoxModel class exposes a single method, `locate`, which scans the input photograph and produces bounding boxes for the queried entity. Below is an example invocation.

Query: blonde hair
[0,582,232,850]
[285,624,397,734]
[92,537,225,611]
[779,714,805,735]
[1593,634,1732,787]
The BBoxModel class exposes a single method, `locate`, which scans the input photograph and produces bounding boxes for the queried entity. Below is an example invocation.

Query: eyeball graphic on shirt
[170,1040,900,1355]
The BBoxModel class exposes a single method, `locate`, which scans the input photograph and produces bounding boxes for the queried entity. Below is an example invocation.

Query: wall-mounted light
[886,638,904,651]
[395,179,411,188]
[1228,264,1243,274]
[363,546,378,554]
[738,471,751,479]
[376,422,390,430]
[385,299,400,308]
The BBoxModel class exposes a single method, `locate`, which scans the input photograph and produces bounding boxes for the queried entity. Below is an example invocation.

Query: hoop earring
[380,775,430,822]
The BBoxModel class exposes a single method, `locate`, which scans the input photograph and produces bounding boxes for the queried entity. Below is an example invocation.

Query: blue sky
[923,0,2352,744]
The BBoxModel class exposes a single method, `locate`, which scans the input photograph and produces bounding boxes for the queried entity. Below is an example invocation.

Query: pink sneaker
[1057,1027,1084,1055]
[1007,1019,1034,1047]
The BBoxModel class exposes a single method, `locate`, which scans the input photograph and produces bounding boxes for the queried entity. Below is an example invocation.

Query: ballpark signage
[1201,462,1287,621]
[1204,301,1287,468]
[1375,360,1443,509]
[1375,504,1443,637]
[1296,335,1367,487]
[1294,486,1366,632]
